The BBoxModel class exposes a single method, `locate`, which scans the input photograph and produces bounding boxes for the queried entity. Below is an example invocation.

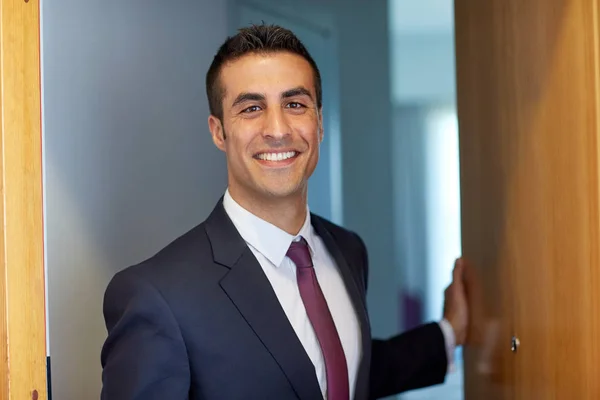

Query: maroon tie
[287,238,349,400]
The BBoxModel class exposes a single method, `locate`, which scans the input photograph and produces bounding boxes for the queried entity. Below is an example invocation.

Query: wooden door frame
[0,0,48,399]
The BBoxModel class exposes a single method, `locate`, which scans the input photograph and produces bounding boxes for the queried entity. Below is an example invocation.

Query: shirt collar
[222,189,317,267]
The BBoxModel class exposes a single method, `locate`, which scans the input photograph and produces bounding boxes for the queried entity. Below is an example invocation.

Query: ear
[318,108,324,143]
[208,115,226,152]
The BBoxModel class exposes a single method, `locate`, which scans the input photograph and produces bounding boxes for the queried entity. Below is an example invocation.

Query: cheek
[224,130,259,169]
[303,131,321,168]
[305,129,322,150]
[296,118,321,143]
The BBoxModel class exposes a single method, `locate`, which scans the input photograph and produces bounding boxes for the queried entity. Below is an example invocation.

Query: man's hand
[443,258,469,346]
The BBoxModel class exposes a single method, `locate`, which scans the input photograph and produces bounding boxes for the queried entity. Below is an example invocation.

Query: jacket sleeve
[100,270,190,400]
[370,324,448,398]
[352,233,448,399]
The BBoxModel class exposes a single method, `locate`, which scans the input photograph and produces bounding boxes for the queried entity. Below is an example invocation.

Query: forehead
[219,52,316,98]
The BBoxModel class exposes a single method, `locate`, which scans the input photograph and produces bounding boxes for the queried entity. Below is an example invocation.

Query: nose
[263,107,291,140]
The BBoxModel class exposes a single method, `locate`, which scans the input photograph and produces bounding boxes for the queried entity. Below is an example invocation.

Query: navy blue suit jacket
[100,200,447,399]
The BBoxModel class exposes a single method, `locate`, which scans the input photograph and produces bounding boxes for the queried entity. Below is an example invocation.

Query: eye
[286,102,306,109]
[241,105,262,113]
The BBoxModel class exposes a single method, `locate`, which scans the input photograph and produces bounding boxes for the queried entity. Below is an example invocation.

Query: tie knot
[286,237,313,269]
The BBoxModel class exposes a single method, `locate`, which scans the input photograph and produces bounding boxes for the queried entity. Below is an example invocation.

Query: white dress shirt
[222,190,455,399]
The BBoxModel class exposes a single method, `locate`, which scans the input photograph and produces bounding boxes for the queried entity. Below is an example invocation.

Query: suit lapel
[311,216,372,400]
[205,200,323,400]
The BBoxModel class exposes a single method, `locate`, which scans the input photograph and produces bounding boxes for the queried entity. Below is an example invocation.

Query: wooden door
[0,0,48,399]
[456,0,600,399]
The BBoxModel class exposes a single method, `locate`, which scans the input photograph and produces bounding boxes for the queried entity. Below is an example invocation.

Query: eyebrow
[281,87,313,101]
[230,87,314,109]
[231,92,265,109]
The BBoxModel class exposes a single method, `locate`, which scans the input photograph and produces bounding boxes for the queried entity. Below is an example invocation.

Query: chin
[261,182,305,199]
[263,188,300,199]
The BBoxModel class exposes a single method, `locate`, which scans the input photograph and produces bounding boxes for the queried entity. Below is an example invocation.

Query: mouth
[253,150,300,167]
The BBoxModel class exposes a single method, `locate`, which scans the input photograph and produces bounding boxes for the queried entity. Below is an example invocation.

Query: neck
[228,186,308,235]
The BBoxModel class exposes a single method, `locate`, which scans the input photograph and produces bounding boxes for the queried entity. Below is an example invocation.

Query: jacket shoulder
[311,213,370,290]
[112,220,216,288]
[311,213,366,249]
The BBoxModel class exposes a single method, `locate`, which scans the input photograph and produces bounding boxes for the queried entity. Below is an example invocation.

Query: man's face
[208,52,323,203]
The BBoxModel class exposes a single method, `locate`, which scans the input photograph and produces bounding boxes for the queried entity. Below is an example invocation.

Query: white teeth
[257,151,296,161]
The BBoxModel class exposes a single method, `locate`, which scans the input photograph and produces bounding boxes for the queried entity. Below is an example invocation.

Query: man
[100,24,469,400]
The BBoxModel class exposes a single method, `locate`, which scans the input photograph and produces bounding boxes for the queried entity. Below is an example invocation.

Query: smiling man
[100,24,469,400]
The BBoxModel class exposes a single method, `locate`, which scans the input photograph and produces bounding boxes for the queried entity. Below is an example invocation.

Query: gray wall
[42,1,228,398]
[334,0,399,339]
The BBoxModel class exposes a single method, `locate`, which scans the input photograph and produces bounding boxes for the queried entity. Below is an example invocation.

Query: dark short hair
[205,23,322,121]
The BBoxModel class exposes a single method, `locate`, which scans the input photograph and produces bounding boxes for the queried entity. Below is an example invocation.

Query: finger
[455,257,465,269]
[453,258,464,283]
